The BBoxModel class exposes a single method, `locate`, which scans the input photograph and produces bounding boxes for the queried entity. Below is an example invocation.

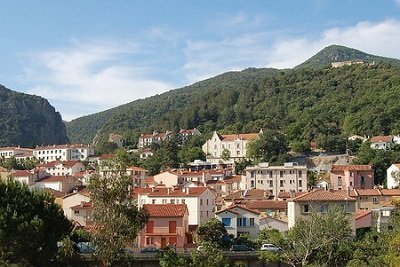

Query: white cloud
[395,0,400,7]
[23,39,175,121]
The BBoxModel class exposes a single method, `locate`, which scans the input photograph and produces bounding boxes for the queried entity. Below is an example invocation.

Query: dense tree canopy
[0,179,72,266]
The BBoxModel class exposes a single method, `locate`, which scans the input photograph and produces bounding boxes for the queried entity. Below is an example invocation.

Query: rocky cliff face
[0,85,69,147]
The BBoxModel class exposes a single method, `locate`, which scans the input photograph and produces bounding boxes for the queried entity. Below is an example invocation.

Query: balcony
[146,227,184,236]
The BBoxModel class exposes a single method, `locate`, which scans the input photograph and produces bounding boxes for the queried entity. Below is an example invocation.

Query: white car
[260,243,282,251]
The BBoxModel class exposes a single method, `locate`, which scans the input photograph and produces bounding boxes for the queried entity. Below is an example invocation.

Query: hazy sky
[1,0,400,121]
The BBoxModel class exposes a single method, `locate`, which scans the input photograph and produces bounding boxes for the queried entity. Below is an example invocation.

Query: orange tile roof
[331,165,372,172]
[245,200,287,210]
[333,190,357,198]
[355,210,372,220]
[216,204,261,215]
[99,154,115,160]
[143,204,188,217]
[221,133,259,141]
[370,135,393,143]
[36,175,65,182]
[380,189,400,196]
[44,188,66,198]
[354,189,383,196]
[278,191,307,199]
[10,170,32,177]
[71,201,93,210]
[292,190,356,202]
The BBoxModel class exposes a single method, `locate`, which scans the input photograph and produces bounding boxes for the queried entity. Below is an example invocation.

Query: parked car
[260,243,282,252]
[140,246,160,253]
[229,244,255,252]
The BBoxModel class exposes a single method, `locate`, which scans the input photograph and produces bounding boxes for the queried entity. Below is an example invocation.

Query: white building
[387,163,400,189]
[0,146,33,158]
[33,144,94,163]
[202,130,261,164]
[215,205,261,239]
[134,187,215,226]
[370,136,393,150]
[36,160,85,176]
[10,170,37,186]
[62,189,91,223]
[242,162,308,198]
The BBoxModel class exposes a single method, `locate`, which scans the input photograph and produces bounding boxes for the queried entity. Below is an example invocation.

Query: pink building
[330,165,374,190]
[139,204,189,249]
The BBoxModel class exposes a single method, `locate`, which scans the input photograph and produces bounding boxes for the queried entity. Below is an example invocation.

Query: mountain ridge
[63,45,400,146]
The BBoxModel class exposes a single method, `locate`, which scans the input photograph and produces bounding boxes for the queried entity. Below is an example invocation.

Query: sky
[1,0,400,121]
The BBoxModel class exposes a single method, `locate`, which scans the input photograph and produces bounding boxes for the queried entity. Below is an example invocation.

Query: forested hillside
[66,45,400,147]
[0,85,69,147]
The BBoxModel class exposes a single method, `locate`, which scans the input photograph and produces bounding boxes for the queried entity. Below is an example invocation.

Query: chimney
[167,188,170,194]
[80,201,85,207]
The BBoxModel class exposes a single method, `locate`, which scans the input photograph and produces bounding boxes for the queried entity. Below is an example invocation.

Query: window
[342,204,349,212]
[269,180,273,187]
[269,171,272,178]
[146,237,154,245]
[280,180,284,187]
[222,218,231,226]
[250,218,255,226]
[170,199,175,204]
[206,199,209,205]
[237,218,247,227]
[182,199,185,204]
[320,204,328,213]
[338,177,342,186]
[299,180,302,187]
[200,199,203,206]
[152,199,156,204]
[373,197,378,204]
[74,210,79,215]
[251,171,255,178]
[280,171,283,178]
[162,199,167,204]
[299,170,302,178]
[303,204,309,213]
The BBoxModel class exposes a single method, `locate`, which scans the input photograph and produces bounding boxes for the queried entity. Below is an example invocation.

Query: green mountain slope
[66,45,400,145]
[295,44,400,69]
[0,85,69,147]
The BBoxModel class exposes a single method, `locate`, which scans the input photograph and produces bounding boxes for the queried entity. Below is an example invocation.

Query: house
[244,200,288,221]
[33,144,95,163]
[35,175,81,193]
[370,135,393,150]
[387,163,400,189]
[222,189,270,207]
[206,175,241,199]
[74,170,95,186]
[347,135,368,142]
[138,131,172,149]
[330,165,374,190]
[341,188,400,211]
[134,186,215,226]
[178,128,201,144]
[139,204,189,249]
[153,171,186,187]
[259,216,288,232]
[70,201,94,227]
[215,205,261,239]
[202,130,261,164]
[241,162,308,198]
[126,166,148,187]
[9,170,37,186]
[36,160,85,176]
[139,148,154,159]
[355,210,372,231]
[287,189,357,234]
[62,188,91,221]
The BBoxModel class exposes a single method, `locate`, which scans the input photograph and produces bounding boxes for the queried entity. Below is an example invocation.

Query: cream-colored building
[134,187,215,226]
[242,162,308,198]
[62,189,91,221]
[287,189,357,234]
[0,146,33,158]
[202,131,261,164]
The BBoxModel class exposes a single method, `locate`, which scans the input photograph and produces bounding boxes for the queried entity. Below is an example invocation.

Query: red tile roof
[370,135,393,143]
[44,188,66,198]
[354,189,382,196]
[216,204,261,215]
[71,201,94,210]
[355,210,372,220]
[36,175,71,182]
[10,170,32,177]
[245,200,287,210]
[278,191,306,199]
[143,204,188,217]
[380,189,400,196]
[221,133,259,141]
[292,189,356,202]
[99,154,115,160]
[331,165,372,172]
